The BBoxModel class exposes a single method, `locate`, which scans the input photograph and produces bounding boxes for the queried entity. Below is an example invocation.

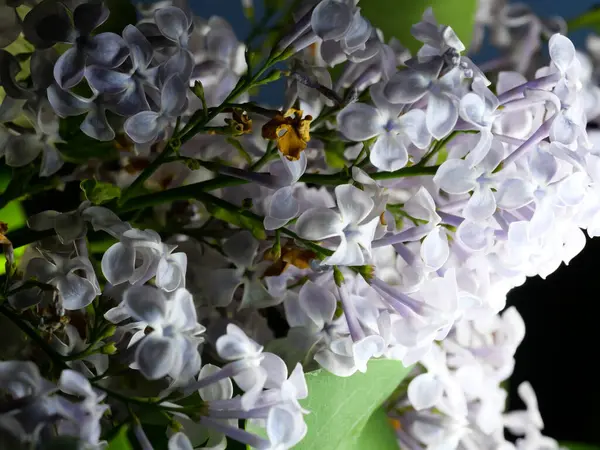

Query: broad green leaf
[247,359,411,449]
[81,179,122,205]
[351,407,399,450]
[561,443,600,450]
[361,0,478,53]
[95,0,138,35]
[107,425,134,450]
[0,168,27,275]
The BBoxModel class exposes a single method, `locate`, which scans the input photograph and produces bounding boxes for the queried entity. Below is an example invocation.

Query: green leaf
[56,131,119,163]
[246,359,411,449]
[351,407,399,450]
[94,0,138,35]
[324,140,347,169]
[81,179,122,205]
[107,425,134,450]
[361,0,478,53]
[561,443,600,450]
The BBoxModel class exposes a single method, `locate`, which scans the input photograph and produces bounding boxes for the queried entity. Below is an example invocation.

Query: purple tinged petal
[110,81,151,116]
[47,84,92,117]
[57,273,97,310]
[384,69,431,104]
[85,33,129,68]
[159,48,194,85]
[73,1,109,35]
[85,66,131,94]
[136,335,177,380]
[311,0,353,41]
[336,103,383,141]
[124,111,161,144]
[426,92,459,139]
[161,74,187,117]
[123,25,154,70]
[369,132,409,172]
[154,6,190,44]
[295,208,343,240]
[53,47,86,89]
[81,105,115,142]
[101,243,135,285]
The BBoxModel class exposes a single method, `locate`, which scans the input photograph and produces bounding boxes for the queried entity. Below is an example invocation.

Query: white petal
[495,178,535,210]
[198,364,233,401]
[337,103,383,141]
[57,274,97,310]
[384,69,431,104]
[463,186,496,222]
[549,33,575,73]
[135,335,177,380]
[295,208,343,240]
[268,187,299,221]
[369,133,409,172]
[298,281,337,329]
[261,353,288,389]
[433,159,477,194]
[420,227,449,271]
[222,231,258,269]
[459,92,486,126]
[407,372,444,410]
[101,242,135,285]
[352,335,385,373]
[168,433,194,450]
[426,92,458,139]
[456,221,489,251]
[335,184,374,225]
[58,369,94,398]
[123,285,168,324]
[239,278,278,310]
[558,172,588,206]
[156,254,186,292]
[323,237,365,266]
[266,403,307,448]
[311,0,353,41]
[397,108,430,149]
[216,324,262,360]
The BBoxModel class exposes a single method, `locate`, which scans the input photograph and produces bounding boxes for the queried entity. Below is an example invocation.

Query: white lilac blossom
[0,1,597,449]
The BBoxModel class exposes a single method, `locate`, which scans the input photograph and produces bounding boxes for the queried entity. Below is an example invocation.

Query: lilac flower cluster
[0,0,597,448]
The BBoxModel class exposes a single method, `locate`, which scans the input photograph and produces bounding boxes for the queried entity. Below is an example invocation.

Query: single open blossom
[124,74,188,144]
[383,57,463,139]
[101,228,187,291]
[24,253,101,311]
[295,184,379,266]
[337,82,431,171]
[23,1,129,89]
[201,230,276,309]
[85,24,158,116]
[106,285,204,381]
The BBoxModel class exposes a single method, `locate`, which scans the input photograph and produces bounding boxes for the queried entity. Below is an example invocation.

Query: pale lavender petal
[85,33,129,68]
[124,111,161,144]
[85,66,132,94]
[53,47,86,89]
[123,24,154,70]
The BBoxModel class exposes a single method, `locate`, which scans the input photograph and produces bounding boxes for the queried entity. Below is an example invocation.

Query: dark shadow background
[506,237,600,445]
